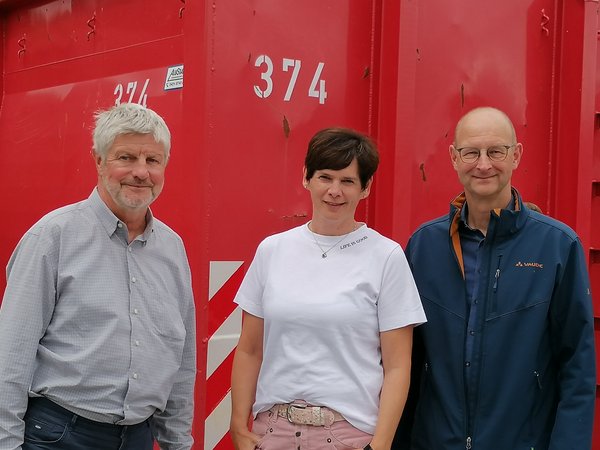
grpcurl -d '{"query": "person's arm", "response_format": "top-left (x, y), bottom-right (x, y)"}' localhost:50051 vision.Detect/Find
top-left (365, 326), bottom-right (414, 450)
top-left (392, 326), bottom-right (424, 450)
top-left (0, 230), bottom-right (57, 450)
top-left (150, 296), bottom-right (197, 450)
top-left (230, 312), bottom-right (264, 450)
top-left (547, 239), bottom-right (596, 450)
top-left (391, 239), bottom-right (422, 450)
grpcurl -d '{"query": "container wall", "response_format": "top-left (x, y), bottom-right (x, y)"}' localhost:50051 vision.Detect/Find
top-left (590, 0), bottom-right (600, 445)
top-left (0, 0), bottom-right (598, 449)
top-left (0, 0), bottom-right (192, 446)
top-left (189, 2), bottom-right (378, 447)
top-left (374, 0), bottom-right (558, 242)
top-left (0, 0), bottom-right (186, 276)
top-left (374, 0), bottom-right (599, 447)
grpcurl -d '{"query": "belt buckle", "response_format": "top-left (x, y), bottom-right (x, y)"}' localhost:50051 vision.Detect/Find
top-left (286, 403), bottom-right (306, 423)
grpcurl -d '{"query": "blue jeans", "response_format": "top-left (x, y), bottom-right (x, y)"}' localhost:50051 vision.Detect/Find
top-left (23, 397), bottom-right (154, 450)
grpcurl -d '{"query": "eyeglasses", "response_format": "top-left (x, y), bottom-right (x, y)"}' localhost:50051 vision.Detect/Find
top-left (455, 144), bottom-right (516, 163)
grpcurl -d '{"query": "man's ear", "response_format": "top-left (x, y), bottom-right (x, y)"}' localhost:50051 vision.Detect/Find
top-left (92, 151), bottom-right (102, 167)
top-left (512, 143), bottom-right (523, 169)
top-left (92, 151), bottom-right (105, 175)
top-left (449, 145), bottom-right (459, 170)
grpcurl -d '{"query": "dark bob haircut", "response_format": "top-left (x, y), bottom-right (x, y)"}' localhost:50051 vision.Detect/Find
top-left (304, 127), bottom-right (379, 189)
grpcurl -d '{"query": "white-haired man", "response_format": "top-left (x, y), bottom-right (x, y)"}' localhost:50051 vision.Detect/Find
top-left (0, 103), bottom-right (196, 450)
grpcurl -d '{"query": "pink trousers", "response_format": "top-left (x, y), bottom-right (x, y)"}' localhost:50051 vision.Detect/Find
top-left (252, 408), bottom-right (372, 450)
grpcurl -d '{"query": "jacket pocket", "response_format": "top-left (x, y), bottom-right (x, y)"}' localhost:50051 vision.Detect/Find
top-left (529, 370), bottom-right (543, 439)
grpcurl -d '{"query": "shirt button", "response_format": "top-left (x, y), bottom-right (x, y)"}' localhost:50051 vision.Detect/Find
top-left (465, 361), bottom-right (471, 367)
top-left (117, 223), bottom-right (123, 228)
top-left (135, 340), bottom-right (140, 346)
top-left (133, 308), bottom-right (139, 315)
top-left (132, 373), bottom-right (138, 379)
top-left (131, 277), bottom-right (136, 283)
top-left (469, 330), bottom-right (475, 336)
top-left (128, 247), bottom-right (132, 252)
top-left (126, 404), bottom-right (130, 410)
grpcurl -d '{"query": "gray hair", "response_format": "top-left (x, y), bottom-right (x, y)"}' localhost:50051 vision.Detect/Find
top-left (92, 103), bottom-right (171, 161)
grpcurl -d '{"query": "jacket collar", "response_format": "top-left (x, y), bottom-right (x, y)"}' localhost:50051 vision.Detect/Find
top-left (448, 187), bottom-right (529, 278)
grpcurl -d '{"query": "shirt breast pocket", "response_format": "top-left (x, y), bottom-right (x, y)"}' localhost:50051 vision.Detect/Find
top-left (146, 293), bottom-right (186, 369)
top-left (147, 294), bottom-right (186, 342)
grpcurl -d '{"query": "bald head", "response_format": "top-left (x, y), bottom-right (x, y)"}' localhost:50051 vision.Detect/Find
top-left (449, 106), bottom-right (523, 208)
top-left (454, 107), bottom-right (516, 147)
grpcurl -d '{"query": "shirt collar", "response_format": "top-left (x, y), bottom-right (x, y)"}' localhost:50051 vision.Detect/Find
top-left (88, 188), bottom-right (154, 241)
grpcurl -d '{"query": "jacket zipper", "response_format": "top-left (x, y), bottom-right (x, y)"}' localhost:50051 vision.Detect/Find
top-left (489, 254), bottom-right (502, 314)
top-left (466, 252), bottom-right (503, 447)
top-left (492, 254), bottom-right (502, 292)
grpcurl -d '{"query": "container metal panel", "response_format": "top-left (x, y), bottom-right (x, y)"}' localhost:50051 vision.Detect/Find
top-left (373, 0), bottom-right (557, 242)
top-left (0, 0), bottom-right (599, 449)
top-left (191, 2), bottom-right (377, 447)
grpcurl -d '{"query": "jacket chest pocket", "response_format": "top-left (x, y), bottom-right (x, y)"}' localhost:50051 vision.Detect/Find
top-left (487, 265), bottom-right (553, 317)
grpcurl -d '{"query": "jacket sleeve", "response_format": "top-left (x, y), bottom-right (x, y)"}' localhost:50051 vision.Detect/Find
top-left (547, 237), bottom-right (596, 450)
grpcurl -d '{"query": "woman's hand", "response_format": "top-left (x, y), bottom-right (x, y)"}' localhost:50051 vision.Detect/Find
top-left (230, 426), bottom-right (261, 450)
top-left (230, 312), bottom-right (265, 450)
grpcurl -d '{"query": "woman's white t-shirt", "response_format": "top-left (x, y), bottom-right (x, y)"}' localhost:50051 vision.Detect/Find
top-left (234, 223), bottom-right (426, 433)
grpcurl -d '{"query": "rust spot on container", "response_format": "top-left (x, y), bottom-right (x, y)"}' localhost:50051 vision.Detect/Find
top-left (540, 9), bottom-right (550, 36)
top-left (17, 35), bottom-right (26, 58)
top-left (419, 163), bottom-right (427, 182)
top-left (362, 66), bottom-right (370, 79)
top-left (87, 13), bottom-right (96, 41)
top-left (283, 115), bottom-right (291, 137)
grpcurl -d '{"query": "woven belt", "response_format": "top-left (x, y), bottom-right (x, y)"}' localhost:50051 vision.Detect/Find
top-left (272, 403), bottom-right (345, 427)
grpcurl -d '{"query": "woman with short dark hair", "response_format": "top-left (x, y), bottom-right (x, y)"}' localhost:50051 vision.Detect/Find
top-left (230, 127), bottom-right (426, 450)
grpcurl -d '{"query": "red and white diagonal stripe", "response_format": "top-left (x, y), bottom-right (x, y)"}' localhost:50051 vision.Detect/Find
top-left (205, 261), bottom-right (245, 450)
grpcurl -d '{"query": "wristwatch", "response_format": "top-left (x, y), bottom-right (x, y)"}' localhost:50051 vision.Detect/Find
top-left (364, 445), bottom-right (373, 450)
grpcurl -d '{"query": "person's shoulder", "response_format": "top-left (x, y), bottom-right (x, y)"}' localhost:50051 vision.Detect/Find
top-left (150, 217), bottom-right (188, 250)
top-left (525, 209), bottom-right (579, 242)
top-left (258, 224), bottom-right (303, 248)
top-left (27, 199), bottom-right (89, 236)
top-left (362, 226), bottom-right (400, 250)
top-left (411, 214), bottom-right (449, 237)
top-left (152, 216), bottom-right (182, 237)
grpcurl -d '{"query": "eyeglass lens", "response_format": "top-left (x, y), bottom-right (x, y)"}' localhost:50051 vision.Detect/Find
top-left (459, 146), bottom-right (510, 163)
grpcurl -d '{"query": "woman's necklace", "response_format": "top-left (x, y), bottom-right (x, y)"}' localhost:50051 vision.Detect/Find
top-left (308, 222), bottom-right (357, 258)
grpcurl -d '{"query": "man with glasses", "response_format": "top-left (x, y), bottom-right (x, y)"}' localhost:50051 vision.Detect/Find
top-left (394, 107), bottom-right (596, 449)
